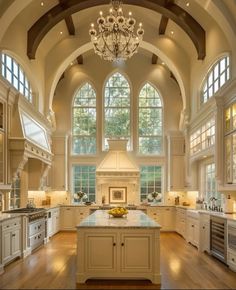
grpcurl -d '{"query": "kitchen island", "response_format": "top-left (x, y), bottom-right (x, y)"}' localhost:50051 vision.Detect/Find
top-left (76, 210), bottom-right (161, 284)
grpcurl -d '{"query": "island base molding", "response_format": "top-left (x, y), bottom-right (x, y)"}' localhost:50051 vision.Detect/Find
top-left (76, 273), bottom-right (161, 285)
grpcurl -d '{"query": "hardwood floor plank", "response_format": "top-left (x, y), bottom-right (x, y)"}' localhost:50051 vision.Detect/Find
top-left (0, 232), bottom-right (236, 289)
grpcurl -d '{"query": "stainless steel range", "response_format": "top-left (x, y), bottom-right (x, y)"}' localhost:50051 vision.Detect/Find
top-left (4, 207), bottom-right (47, 251)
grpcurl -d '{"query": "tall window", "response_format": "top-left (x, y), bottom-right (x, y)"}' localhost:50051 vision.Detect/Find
top-left (104, 72), bottom-right (130, 149)
top-left (139, 83), bottom-right (163, 154)
top-left (140, 165), bottom-right (162, 202)
top-left (72, 165), bottom-right (96, 202)
top-left (72, 83), bottom-right (96, 154)
top-left (201, 55), bottom-right (230, 104)
top-left (205, 163), bottom-right (221, 206)
top-left (1, 53), bottom-right (33, 102)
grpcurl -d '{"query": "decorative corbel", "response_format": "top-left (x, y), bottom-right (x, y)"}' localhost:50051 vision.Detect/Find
top-left (39, 164), bottom-right (51, 190)
top-left (12, 155), bottom-right (28, 182)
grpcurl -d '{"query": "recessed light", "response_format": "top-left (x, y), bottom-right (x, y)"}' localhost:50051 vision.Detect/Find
top-left (162, 62), bottom-right (165, 65)
top-left (60, 31), bottom-right (63, 35)
top-left (171, 31), bottom-right (174, 35)
top-left (186, 2), bottom-right (190, 7)
top-left (203, 155), bottom-right (207, 158)
top-left (40, 1), bottom-right (44, 6)
top-left (70, 62), bottom-right (73, 66)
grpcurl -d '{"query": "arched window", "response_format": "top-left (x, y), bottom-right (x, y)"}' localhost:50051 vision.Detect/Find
top-left (72, 83), bottom-right (96, 155)
top-left (201, 55), bottom-right (230, 104)
top-left (104, 72), bottom-right (130, 149)
top-left (1, 53), bottom-right (33, 102)
top-left (138, 83), bottom-right (163, 154)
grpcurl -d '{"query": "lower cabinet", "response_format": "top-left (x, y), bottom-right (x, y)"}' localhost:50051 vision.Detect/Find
top-left (147, 206), bottom-right (175, 231)
top-left (60, 206), bottom-right (76, 230)
top-left (77, 229), bottom-right (160, 284)
top-left (1, 217), bottom-right (21, 267)
top-left (199, 213), bottom-right (210, 253)
top-left (175, 208), bottom-right (187, 238)
top-left (186, 212), bottom-right (199, 248)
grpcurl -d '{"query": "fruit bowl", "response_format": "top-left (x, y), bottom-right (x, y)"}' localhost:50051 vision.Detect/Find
top-left (108, 207), bottom-right (128, 218)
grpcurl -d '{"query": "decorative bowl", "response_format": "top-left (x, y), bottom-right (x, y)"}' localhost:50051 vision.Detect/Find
top-left (108, 207), bottom-right (128, 218)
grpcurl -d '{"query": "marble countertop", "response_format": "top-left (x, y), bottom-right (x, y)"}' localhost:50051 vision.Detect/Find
top-left (77, 210), bottom-right (161, 229)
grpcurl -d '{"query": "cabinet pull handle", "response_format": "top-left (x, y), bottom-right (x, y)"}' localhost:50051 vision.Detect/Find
top-left (66, 208), bottom-right (71, 210)
top-left (153, 213), bottom-right (156, 215)
top-left (121, 243), bottom-right (124, 246)
top-left (113, 243), bottom-right (116, 246)
top-left (12, 234), bottom-right (16, 237)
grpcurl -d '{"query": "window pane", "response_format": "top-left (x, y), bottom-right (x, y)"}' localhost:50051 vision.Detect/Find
top-left (72, 83), bottom-right (96, 155)
top-left (140, 165), bottom-right (162, 202)
top-left (139, 83), bottom-right (163, 155)
top-left (104, 73), bottom-right (130, 150)
top-left (73, 165), bottom-right (96, 202)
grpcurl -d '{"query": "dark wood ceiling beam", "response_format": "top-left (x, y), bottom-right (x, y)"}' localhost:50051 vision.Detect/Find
top-left (152, 54), bottom-right (158, 64)
top-left (27, 0), bottom-right (205, 60)
top-left (65, 15), bottom-right (75, 35)
top-left (77, 55), bottom-right (83, 65)
top-left (159, 16), bottom-right (169, 35)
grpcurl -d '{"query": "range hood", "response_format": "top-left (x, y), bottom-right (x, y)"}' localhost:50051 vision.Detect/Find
top-left (96, 140), bottom-right (139, 179)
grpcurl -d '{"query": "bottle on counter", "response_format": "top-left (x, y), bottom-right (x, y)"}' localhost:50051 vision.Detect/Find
top-left (223, 194), bottom-right (234, 214)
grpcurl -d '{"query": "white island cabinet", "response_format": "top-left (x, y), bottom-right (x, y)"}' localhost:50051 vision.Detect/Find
top-left (76, 210), bottom-right (161, 285)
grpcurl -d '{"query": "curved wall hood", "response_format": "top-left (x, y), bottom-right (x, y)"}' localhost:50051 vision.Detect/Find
top-left (96, 140), bottom-right (140, 181)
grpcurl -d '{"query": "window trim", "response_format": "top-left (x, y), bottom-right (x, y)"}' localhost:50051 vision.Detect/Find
top-left (138, 82), bottom-right (164, 156)
top-left (71, 82), bottom-right (97, 156)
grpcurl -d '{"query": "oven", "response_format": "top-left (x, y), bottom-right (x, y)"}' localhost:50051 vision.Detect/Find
top-left (210, 216), bottom-right (227, 264)
top-left (28, 210), bottom-right (47, 251)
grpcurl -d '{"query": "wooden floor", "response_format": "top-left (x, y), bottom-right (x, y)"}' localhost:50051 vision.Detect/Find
top-left (0, 232), bottom-right (236, 289)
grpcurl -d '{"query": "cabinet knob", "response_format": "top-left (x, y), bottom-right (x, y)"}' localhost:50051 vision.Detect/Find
top-left (232, 258), bottom-right (235, 262)
top-left (192, 225), bottom-right (194, 227)
top-left (12, 234), bottom-right (16, 237)
top-left (121, 243), bottom-right (124, 246)
top-left (113, 243), bottom-right (116, 246)
top-left (203, 226), bottom-right (205, 229)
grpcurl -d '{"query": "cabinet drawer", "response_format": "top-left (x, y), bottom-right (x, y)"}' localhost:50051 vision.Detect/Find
top-left (2, 218), bottom-right (21, 230)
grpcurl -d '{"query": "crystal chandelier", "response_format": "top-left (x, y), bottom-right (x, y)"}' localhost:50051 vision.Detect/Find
top-left (89, 0), bottom-right (144, 62)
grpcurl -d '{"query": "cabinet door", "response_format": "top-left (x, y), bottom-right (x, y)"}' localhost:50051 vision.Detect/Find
top-left (162, 208), bottom-right (175, 231)
top-left (60, 207), bottom-right (75, 230)
top-left (2, 230), bottom-right (11, 263)
top-left (200, 223), bottom-right (210, 253)
top-left (11, 228), bottom-right (21, 256)
top-left (170, 155), bottom-right (185, 191)
top-left (47, 216), bottom-right (53, 237)
top-left (85, 234), bottom-right (117, 272)
top-left (121, 233), bottom-right (152, 272)
top-left (193, 220), bottom-right (199, 247)
top-left (225, 135), bottom-right (232, 183)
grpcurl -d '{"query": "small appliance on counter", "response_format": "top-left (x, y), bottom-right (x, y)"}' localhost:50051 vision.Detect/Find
top-left (223, 194), bottom-right (234, 214)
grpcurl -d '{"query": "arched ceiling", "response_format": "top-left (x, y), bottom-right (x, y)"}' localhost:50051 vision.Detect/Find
top-left (27, 0), bottom-right (206, 60)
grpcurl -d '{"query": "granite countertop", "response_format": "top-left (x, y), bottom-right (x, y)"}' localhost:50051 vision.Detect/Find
top-left (198, 209), bottom-right (236, 221)
top-left (77, 210), bottom-right (161, 229)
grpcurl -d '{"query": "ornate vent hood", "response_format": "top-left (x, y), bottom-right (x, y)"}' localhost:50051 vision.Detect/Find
top-left (96, 140), bottom-right (139, 180)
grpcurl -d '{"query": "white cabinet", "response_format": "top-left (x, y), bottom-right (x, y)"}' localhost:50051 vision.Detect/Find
top-left (175, 208), bottom-right (187, 238)
top-left (1, 217), bottom-right (21, 266)
top-left (147, 206), bottom-right (174, 231)
top-left (60, 206), bottom-right (76, 230)
top-left (199, 213), bottom-right (210, 253)
top-left (186, 211), bottom-right (199, 248)
top-left (50, 136), bottom-right (68, 190)
top-left (147, 206), bottom-right (175, 231)
top-left (60, 206), bottom-right (90, 231)
top-left (77, 228), bottom-right (160, 284)
top-left (167, 135), bottom-right (185, 191)
top-left (47, 207), bottom-right (60, 237)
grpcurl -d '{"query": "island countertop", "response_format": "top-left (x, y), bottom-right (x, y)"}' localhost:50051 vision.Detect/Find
top-left (77, 209), bottom-right (161, 229)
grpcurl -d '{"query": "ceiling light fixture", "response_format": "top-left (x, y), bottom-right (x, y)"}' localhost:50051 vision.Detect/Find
top-left (89, 0), bottom-right (144, 62)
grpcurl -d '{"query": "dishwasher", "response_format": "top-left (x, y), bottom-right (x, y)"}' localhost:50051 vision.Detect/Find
top-left (210, 216), bottom-right (227, 264)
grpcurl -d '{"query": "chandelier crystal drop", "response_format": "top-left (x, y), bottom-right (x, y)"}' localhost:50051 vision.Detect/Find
top-left (89, 0), bottom-right (144, 62)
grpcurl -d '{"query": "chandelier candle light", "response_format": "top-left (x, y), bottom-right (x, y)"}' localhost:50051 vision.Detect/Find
top-left (89, 0), bottom-right (144, 61)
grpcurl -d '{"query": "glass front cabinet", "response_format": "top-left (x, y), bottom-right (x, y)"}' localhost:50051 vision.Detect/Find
top-left (224, 102), bottom-right (236, 184)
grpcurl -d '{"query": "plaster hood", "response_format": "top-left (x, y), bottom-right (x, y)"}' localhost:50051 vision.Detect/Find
top-left (96, 140), bottom-right (139, 181)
